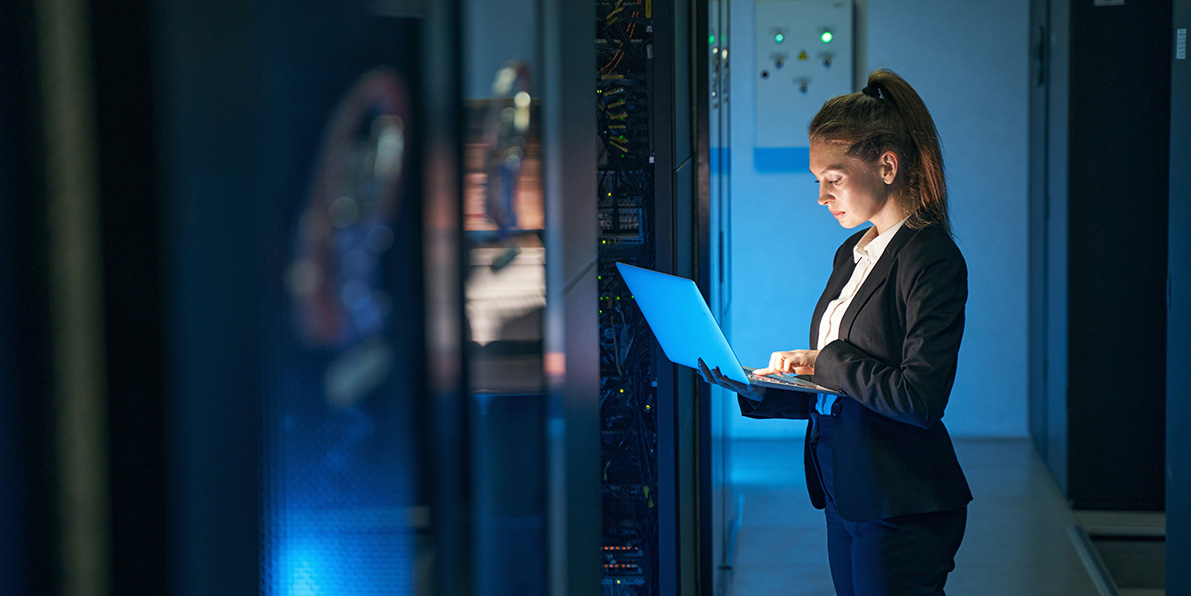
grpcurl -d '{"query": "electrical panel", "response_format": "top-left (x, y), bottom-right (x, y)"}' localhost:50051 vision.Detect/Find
top-left (597, 1), bottom-right (659, 594)
top-left (754, 0), bottom-right (853, 150)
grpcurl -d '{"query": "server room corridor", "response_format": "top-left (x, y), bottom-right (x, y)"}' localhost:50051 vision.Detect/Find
top-left (3, 0), bottom-right (1188, 594)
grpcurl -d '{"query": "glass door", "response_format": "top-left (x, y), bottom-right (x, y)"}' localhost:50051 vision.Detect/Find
top-left (461, 1), bottom-right (549, 593)
top-left (706, 0), bottom-right (738, 593)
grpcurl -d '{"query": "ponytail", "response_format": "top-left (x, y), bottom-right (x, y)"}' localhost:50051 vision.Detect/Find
top-left (809, 69), bottom-right (950, 234)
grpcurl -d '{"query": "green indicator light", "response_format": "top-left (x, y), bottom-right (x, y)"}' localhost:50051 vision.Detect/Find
top-left (709, 34), bottom-right (716, 44)
top-left (774, 32), bottom-right (785, 43)
top-left (821, 31), bottom-right (833, 43)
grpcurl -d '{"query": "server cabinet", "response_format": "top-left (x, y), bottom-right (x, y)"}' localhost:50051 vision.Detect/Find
top-left (596, 0), bottom-right (703, 594)
top-left (1029, 0), bottom-right (1170, 510)
top-left (85, 1), bottom-right (452, 593)
top-left (1166, 1), bottom-right (1190, 592)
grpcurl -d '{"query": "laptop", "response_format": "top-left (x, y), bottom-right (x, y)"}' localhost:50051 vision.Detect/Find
top-left (616, 262), bottom-right (845, 396)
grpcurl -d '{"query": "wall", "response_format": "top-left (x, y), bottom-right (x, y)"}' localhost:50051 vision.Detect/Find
top-left (725, 0), bottom-right (1030, 437)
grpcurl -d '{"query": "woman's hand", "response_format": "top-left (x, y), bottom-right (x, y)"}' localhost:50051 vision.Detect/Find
top-left (697, 358), bottom-right (765, 401)
top-left (753, 349), bottom-right (818, 376)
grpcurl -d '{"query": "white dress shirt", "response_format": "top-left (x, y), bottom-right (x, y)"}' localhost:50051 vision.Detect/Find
top-left (815, 218), bottom-right (907, 415)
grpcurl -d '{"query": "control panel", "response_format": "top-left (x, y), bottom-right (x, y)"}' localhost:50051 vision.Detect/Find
top-left (754, 0), bottom-right (853, 150)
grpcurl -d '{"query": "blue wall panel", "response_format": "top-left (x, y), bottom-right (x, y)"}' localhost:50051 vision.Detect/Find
top-left (868, 0), bottom-right (1031, 438)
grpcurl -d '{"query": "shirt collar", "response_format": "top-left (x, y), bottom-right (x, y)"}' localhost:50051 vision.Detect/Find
top-left (853, 217), bottom-right (908, 264)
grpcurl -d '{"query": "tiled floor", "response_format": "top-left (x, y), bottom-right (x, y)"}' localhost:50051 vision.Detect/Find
top-left (727, 436), bottom-right (1105, 595)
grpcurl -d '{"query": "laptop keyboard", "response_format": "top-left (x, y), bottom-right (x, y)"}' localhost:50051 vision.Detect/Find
top-left (748, 371), bottom-right (804, 387)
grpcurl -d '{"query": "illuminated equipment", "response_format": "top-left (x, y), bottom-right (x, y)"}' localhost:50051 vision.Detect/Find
top-left (598, 0), bottom-right (659, 593)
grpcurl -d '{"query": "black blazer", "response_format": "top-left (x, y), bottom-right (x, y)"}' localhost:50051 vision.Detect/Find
top-left (738, 223), bottom-right (973, 522)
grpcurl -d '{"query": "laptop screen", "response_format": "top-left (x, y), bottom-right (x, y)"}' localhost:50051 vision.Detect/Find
top-left (616, 262), bottom-right (751, 385)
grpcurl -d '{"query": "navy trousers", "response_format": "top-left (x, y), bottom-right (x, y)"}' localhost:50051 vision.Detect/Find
top-left (810, 413), bottom-right (967, 596)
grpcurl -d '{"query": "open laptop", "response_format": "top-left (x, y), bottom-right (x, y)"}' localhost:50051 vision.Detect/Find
top-left (616, 262), bottom-right (845, 396)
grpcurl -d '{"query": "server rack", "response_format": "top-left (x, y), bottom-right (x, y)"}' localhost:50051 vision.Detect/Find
top-left (1029, 0), bottom-right (1170, 511)
top-left (595, 1), bottom-right (661, 591)
top-left (596, 0), bottom-right (703, 594)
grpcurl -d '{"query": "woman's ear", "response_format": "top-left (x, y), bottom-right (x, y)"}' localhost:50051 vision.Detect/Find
top-left (879, 151), bottom-right (899, 185)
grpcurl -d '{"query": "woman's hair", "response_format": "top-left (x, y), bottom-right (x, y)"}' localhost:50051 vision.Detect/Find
top-left (808, 69), bottom-right (949, 233)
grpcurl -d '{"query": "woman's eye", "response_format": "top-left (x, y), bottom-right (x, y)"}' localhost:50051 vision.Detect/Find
top-left (828, 178), bottom-right (841, 185)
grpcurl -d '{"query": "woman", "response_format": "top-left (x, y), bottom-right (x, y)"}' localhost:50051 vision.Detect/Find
top-left (700, 69), bottom-right (971, 595)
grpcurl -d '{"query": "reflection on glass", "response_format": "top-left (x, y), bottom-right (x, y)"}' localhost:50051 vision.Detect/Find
top-left (464, 60), bottom-right (545, 393)
top-left (463, 56), bottom-right (548, 596)
top-left (268, 60), bottom-right (419, 595)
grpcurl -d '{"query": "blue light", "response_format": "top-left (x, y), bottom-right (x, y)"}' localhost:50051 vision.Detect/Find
top-left (265, 372), bottom-right (419, 595)
top-left (267, 520), bottom-right (416, 595)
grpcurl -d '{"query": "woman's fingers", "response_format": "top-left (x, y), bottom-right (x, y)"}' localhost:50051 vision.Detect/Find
top-left (714, 368), bottom-right (750, 392)
top-left (698, 358), bottom-right (739, 388)
top-left (767, 351), bottom-right (800, 373)
top-left (695, 357), bottom-right (765, 400)
top-left (760, 349), bottom-right (821, 375)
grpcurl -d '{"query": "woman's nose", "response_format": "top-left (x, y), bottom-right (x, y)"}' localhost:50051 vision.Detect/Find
top-left (817, 186), bottom-right (830, 205)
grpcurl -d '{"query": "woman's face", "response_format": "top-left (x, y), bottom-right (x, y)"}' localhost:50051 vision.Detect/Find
top-left (808, 139), bottom-right (902, 233)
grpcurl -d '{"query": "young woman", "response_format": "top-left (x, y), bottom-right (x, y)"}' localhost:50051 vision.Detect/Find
top-left (701, 69), bottom-right (971, 595)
